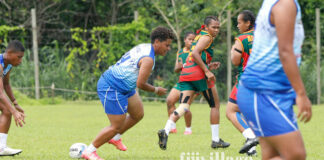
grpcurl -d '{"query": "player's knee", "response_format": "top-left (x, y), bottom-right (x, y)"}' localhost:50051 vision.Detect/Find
top-left (225, 107), bottom-right (233, 120)
top-left (166, 98), bottom-right (175, 110)
top-left (225, 111), bottom-right (231, 120)
top-left (110, 125), bottom-right (123, 134)
top-left (174, 103), bottom-right (189, 117)
top-left (132, 112), bottom-right (144, 121)
top-left (185, 110), bottom-right (192, 116)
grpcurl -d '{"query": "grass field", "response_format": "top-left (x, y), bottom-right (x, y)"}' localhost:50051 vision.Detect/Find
top-left (3, 101), bottom-right (324, 160)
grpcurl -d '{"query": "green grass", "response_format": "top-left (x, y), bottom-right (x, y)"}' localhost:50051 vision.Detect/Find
top-left (3, 101), bottom-right (324, 160)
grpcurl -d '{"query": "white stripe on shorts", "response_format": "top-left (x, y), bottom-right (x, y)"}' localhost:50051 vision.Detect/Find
top-left (103, 87), bottom-right (111, 108)
top-left (266, 95), bottom-right (298, 131)
top-left (254, 92), bottom-right (264, 136)
top-left (116, 90), bottom-right (126, 114)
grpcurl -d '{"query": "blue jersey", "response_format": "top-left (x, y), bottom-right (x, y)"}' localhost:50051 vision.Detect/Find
top-left (0, 54), bottom-right (12, 77)
top-left (102, 43), bottom-right (155, 93)
top-left (240, 0), bottom-right (304, 92)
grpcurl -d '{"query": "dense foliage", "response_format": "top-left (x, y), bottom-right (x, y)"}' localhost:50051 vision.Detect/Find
top-left (0, 0), bottom-right (323, 102)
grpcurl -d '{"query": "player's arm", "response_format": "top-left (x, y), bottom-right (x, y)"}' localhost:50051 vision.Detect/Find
top-left (0, 68), bottom-right (25, 127)
top-left (231, 39), bottom-right (243, 66)
top-left (3, 71), bottom-right (24, 114)
top-left (174, 52), bottom-right (182, 73)
top-left (192, 35), bottom-right (216, 82)
top-left (273, 0), bottom-right (311, 122)
top-left (137, 57), bottom-right (167, 96)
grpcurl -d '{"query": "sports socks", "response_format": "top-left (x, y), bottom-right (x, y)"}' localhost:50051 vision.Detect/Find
top-left (185, 127), bottom-right (192, 132)
top-left (171, 122), bottom-right (176, 130)
top-left (242, 128), bottom-right (256, 139)
top-left (211, 124), bottom-right (220, 142)
top-left (86, 144), bottom-right (97, 153)
top-left (164, 119), bottom-right (175, 135)
top-left (0, 133), bottom-right (7, 149)
top-left (112, 133), bottom-right (121, 141)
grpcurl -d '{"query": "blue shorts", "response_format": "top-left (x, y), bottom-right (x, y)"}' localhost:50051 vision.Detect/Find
top-left (97, 76), bottom-right (136, 115)
top-left (237, 83), bottom-right (298, 137)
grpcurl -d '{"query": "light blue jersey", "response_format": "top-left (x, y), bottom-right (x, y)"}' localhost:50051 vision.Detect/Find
top-left (102, 43), bottom-right (155, 93)
top-left (237, 0), bottom-right (304, 137)
top-left (240, 0), bottom-right (304, 92)
top-left (0, 54), bottom-right (12, 77)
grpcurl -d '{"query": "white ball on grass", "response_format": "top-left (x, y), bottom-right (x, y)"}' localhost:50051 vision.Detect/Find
top-left (69, 143), bottom-right (87, 158)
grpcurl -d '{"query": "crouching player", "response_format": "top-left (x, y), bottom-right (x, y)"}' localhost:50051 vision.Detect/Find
top-left (81, 27), bottom-right (175, 160)
top-left (0, 40), bottom-right (26, 156)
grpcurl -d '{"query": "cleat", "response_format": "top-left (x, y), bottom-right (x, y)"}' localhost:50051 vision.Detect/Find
top-left (108, 139), bottom-right (127, 151)
top-left (81, 151), bottom-right (104, 160)
top-left (239, 138), bottom-right (259, 154)
top-left (0, 147), bottom-right (22, 156)
top-left (183, 130), bottom-right (192, 135)
top-left (158, 129), bottom-right (168, 150)
top-left (170, 128), bottom-right (177, 134)
top-left (211, 139), bottom-right (230, 149)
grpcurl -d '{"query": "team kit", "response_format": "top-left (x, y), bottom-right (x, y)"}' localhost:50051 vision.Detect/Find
top-left (0, 0), bottom-right (312, 160)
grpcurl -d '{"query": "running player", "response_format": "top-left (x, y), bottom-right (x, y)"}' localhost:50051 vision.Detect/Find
top-left (0, 40), bottom-right (25, 156)
top-left (237, 0), bottom-right (311, 160)
top-left (166, 31), bottom-right (195, 135)
top-left (158, 16), bottom-right (230, 150)
top-left (81, 27), bottom-right (174, 160)
top-left (225, 10), bottom-right (258, 156)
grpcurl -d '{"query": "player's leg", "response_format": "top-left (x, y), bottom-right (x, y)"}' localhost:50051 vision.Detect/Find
top-left (226, 85), bottom-right (246, 132)
top-left (166, 88), bottom-right (180, 116)
top-left (226, 101), bottom-right (258, 155)
top-left (258, 137), bottom-right (282, 160)
top-left (264, 131), bottom-right (306, 160)
top-left (166, 88), bottom-right (180, 133)
top-left (203, 85), bottom-right (230, 148)
top-left (158, 87), bottom-right (195, 150)
top-left (237, 84), bottom-right (305, 159)
top-left (167, 85), bottom-right (193, 134)
top-left (183, 93), bottom-right (195, 135)
top-left (82, 78), bottom-right (128, 159)
top-left (165, 90), bottom-right (195, 135)
top-left (0, 105), bottom-right (22, 156)
top-left (108, 91), bottom-right (142, 151)
top-left (226, 103), bottom-right (245, 132)
top-left (115, 92), bottom-right (144, 135)
top-left (92, 114), bottom-right (126, 149)
top-left (0, 107), bottom-right (11, 134)
top-left (82, 114), bottom-right (126, 160)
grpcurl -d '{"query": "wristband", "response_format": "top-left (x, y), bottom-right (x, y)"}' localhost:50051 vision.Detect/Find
top-left (154, 87), bottom-right (159, 94)
top-left (12, 99), bottom-right (18, 105)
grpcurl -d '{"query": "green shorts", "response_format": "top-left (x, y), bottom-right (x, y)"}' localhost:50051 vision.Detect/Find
top-left (178, 79), bottom-right (208, 92)
top-left (173, 82), bottom-right (182, 90)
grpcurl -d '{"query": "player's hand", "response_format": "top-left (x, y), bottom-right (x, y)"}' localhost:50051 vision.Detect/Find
top-left (14, 104), bottom-right (24, 114)
top-left (176, 62), bottom-right (183, 69)
top-left (296, 94), bottom-right (312, 123)
top-left (205, 70), bottom-right (216, 82)
top-left (208, 62), bottom-right (221, 70)
top-left (12, 110), bottom-right (25, 127)
top-left (156, 87), bottom-right (167, 96)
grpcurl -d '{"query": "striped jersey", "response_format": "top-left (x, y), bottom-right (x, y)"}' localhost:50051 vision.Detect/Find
top-left (179, 30), bottom-right (214, 82)
top-left (240, 0), bottom-right (304, 91)
top-left (0, 54), bottom-right (12, 77)
top-left (102, 43), bottom-right (155, 93)
top-left (235, 30), bottom-right (254, 83)
top-left (177, 48), bottom-right (190, 64)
